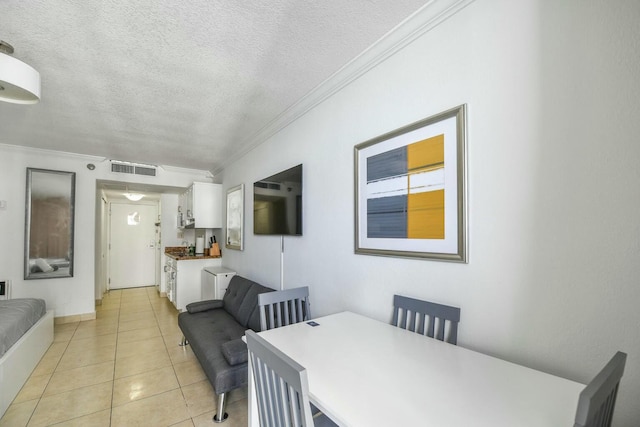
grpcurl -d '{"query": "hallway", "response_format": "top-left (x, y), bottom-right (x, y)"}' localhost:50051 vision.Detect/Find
top-left (0, 287), bottom-right (248, 426)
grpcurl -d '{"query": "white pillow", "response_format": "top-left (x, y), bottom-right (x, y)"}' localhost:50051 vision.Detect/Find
top-left (35, 258), bottom-right (54, 273)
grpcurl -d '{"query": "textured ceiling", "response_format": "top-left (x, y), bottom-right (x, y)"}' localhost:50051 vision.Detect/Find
top-left (1, 0), bottom-right (427, 173)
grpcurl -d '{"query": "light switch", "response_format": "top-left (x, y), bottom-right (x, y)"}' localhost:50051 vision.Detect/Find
top-left (0, 200), bottom-right (6, 210)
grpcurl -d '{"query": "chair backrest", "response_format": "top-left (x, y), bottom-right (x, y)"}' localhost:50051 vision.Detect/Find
top-left (391, 294), bottom-right (461, 345)
top-left (574, 351), bottom-right (627, 427)
top-left (246, 330), bottom-right (315, 427)
top-left (258, 286), bottom-right (311, 331)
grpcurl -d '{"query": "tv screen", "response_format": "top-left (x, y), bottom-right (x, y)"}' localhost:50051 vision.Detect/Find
top-left (254, 164), bottom-right (302, 236)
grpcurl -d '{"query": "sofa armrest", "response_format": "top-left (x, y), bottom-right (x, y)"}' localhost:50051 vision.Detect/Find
top-left (221, 338), bottom-right (248, 366)
top-left (186, 299), bottom-right (224, 313)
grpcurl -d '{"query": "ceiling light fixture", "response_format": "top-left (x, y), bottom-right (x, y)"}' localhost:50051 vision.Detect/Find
top-left (124, 193), bottom-right (144, 202)
top-left (0, 40), bottom-right (41, 104)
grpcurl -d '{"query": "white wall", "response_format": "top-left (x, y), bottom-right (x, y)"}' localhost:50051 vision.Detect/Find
top-left (219, 0), bottom-right (640, 424)
top-left (95, 189), bottom-right (108, 300)
top-left (0, 144), bottom-right (211, 318)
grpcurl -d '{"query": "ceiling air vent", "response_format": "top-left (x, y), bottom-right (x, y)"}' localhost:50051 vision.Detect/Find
top-left (110, 160), bottom-right (157, 177)
top-left (111, 162), bottom-right (135, 174)
top-left (134, 166), bottom-right (156, 176)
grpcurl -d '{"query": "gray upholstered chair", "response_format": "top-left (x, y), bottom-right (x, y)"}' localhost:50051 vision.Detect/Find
top-left (258, 286), bottom-right (311, 331)
top-left (246, 330), bottom-right (336, 427)
top-left (574, 351), bottom-right (627, 427)
top-left (392, 294), bottom-right (461, 345)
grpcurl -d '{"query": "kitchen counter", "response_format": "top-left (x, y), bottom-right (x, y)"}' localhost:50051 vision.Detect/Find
top-left (164, 247), bottom-right (223, 311)
top-left (165, 246), bottom-right (221, 261)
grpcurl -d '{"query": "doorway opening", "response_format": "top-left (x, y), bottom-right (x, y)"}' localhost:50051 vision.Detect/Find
top-left (95, 181), bottom-right (186, 304)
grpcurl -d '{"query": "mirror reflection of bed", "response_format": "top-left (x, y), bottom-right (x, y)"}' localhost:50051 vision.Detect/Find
top-left (27, 258), bottom-right (71, 277)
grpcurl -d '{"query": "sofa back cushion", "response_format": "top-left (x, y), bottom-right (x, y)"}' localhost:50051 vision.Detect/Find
top-left (238, 283), bottom-right (275, 330)
top-left (223, 276), bottom-right (275, 327)
top-left (246, 304), bottom-right (266, 332)
top-left (222, 276), bottom-right (253, 322)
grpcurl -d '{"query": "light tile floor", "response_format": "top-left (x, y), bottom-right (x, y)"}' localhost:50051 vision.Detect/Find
top-left (0, 287), bottom-right (249, 427)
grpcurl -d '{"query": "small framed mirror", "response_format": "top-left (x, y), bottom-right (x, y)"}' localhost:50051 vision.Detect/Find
top-left (24, 168), bottom-right (76, 279)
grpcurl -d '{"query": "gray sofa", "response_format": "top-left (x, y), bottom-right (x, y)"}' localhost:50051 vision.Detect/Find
top-left (177, 275), bottom-right (274, 423)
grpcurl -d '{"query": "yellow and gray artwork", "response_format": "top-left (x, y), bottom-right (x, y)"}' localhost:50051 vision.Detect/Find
top-left (366, 134), bottom-right (444, 240)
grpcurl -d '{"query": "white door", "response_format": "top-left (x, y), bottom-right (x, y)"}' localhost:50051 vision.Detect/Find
top-left (109, 202), bottom-right (158, 289)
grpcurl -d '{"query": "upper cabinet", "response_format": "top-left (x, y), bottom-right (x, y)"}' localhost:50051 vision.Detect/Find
top-left (180, 182), bottom-right (222, 229)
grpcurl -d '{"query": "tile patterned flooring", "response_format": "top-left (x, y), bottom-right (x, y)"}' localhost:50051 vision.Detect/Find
top-left (0, 287), bottom-right (249, 427)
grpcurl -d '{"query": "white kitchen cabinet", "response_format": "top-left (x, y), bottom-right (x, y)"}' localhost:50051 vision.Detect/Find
top-left (170, 258), bottom-right (222, 311)
top-left (201, 267), bottom-right (236, 300)
top-left (180, 182), bottom-right (222, 229)
top-left (185, 186), bottom-right (193, 221)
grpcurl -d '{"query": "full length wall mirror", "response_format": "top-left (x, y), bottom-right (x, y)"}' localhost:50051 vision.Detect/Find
top-left (24, 168), bottom-right (76, 279)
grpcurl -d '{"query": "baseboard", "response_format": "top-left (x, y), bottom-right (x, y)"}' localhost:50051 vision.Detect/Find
top-left (54, 312), bottom-right (96, 324)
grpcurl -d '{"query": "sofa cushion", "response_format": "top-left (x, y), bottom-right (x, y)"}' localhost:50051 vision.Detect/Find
top-left (246, 304), bottom-right (265, 332)
top-left (221, 338), bottom-right (248, 366)
top-left (178, 308), bottom-right (248, 394)
top-left (222, 276), bottom-right (254, 323)
top-left (235, 282), bottom-right (275, 328)
top-left (186, 299), bottom-right (224, 313)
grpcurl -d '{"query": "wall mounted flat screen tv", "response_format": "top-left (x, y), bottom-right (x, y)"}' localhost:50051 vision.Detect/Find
top-left (254, 164), bottom-right (302, 236)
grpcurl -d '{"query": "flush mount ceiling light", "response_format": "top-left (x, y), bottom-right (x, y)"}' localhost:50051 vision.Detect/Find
top-left (0, 40), bottom-right (41, 104)
top-left (124, 192), bottom-right (144, 201)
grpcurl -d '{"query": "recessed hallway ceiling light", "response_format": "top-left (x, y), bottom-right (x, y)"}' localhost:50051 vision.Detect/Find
top-left (124, 193), bottom-right (144, 201)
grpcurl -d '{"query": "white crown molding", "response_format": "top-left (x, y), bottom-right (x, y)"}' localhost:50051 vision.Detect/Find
top-left (0, 142), bottom-right (106, 162)
top-left (213, 0), bottom-right (476, 174)
top-left (0, 143), bottom-right (213, 178)
top-left (105, 158), bottom-right (213, 178)
top-left (159, 164), bottom-right (214, 179)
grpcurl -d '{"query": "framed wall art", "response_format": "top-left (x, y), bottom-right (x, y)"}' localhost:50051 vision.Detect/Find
top-left (226, 184), bottom-right (244, 250)
top-left (354, 105), bottom-right (467, 262)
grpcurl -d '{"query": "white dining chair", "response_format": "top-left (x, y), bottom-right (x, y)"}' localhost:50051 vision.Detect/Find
top-left (246, 330), bottom-right (336, 427)
top-left (392, 294), bottom-right (461, 344)
top-left (574, 351), bottom-right (627, 427)
top-left (258, 286), bottom-right (311, 331)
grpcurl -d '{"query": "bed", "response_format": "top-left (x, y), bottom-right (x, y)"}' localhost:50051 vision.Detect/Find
top-left (0, 299), bottom-right (53, 418)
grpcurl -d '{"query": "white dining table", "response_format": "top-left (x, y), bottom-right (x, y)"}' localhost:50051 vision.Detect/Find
top-left (247, 311), bottom-right (584, 426)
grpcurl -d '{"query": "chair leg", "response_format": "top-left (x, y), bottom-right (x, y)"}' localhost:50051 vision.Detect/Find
top-left (213, 392), bottom-right (228, 423)
top-left (178, 336), bottom-right (189, 346)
